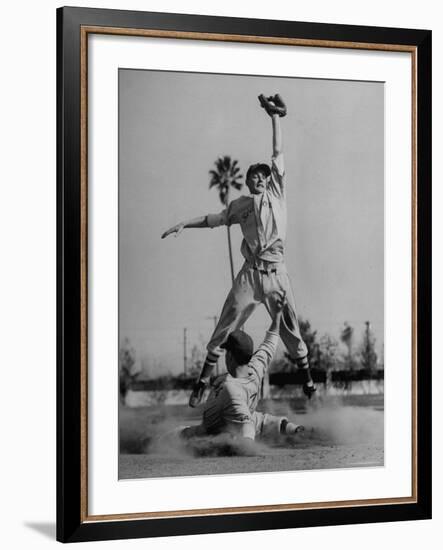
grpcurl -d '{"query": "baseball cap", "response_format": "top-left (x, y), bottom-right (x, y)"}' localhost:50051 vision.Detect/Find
top-left (246, 163), bottom-right (271, 181)
top-left (220, 330), bottom-right (254, 364)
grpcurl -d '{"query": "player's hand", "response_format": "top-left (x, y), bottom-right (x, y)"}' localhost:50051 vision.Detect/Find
top-left (269, 291), bottom-right (287, 332)
top-left (277, 290), bottom-right (287, 312)
top-left (161, 223), bottom-right (185, 239)
top-left (275, 291), bottom-right (287, 314)
top-left (258, 94), bottom-right (287, 117)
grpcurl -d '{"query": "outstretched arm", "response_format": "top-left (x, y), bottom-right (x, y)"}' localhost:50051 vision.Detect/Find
top-left (162, 204), bottom-right (235, 239)
top-left (161, 215), bottom-right (208, 239)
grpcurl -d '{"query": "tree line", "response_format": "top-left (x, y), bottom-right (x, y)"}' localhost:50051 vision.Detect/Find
top-left (268, 319), bottom-right (381, 375)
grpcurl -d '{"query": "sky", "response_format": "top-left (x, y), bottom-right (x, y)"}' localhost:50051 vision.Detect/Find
top-left (119, 69), bottom-right (384, 376)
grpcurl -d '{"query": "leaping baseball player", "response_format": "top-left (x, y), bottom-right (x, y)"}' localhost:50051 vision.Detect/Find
top-left (162, 94), bottom-right (316, 407)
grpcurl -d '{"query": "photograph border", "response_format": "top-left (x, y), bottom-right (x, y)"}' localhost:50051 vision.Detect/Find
top-left (57, 6), bottom-right (431, 543)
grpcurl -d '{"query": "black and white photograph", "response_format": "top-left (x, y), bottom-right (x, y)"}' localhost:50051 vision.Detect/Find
top-left (118, 69), bottom-right (385, 480)
top-left (0, 0), bottom-right (436, 546)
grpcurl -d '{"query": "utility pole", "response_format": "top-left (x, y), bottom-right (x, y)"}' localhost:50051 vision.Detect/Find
top-left (226, 188), bottom-right (235, 285)
top-left (206, 316), bottom-right (219, 376)
top-left (183, 327), bottom-right (188, 377)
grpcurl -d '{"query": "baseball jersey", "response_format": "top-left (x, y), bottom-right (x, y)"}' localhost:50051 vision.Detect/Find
top-left (202, 330), bottom-right (279, 439)
top-left (207, 154), bottom-right (287, 264)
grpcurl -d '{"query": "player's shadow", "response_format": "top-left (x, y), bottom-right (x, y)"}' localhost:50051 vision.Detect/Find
top-left (24, 522), bottom-right (56, 540)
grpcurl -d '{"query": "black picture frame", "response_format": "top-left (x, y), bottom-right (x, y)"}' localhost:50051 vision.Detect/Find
top-left (57, 6), bottom-right (432, 543)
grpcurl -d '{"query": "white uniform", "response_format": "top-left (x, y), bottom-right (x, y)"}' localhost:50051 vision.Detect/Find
top-left (196, 331), bottom-right (287, 440)
top-left (205, 153), bottom-right (308, 365)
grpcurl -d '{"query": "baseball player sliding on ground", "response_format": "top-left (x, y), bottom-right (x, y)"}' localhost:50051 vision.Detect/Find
top-left (180, 291), bottom-right (305, 441)
top-left (162, 93), bottom-right (316, 407)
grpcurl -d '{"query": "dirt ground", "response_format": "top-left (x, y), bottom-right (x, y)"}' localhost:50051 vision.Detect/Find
top-left (119, 395), bottom-right (384, 480)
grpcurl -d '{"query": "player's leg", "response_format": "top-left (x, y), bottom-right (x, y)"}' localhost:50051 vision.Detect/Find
top-left (264, 269), bottom-right (317, 398)
top-left (189, 267), bottom-right (259, 407)
top-left (180, 424), bottom-right (207, 439)
top-left (200, 300), bottom-right (257, 381)
top-left (202, 269), bottom-right (259, 379)
top-left (279, 418), bottom-right (305, 435)
top-left (252, 412), bottom-right (304, 439)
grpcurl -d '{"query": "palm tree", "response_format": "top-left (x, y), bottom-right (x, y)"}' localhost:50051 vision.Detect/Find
top-left (209, 156), bottom-right (243, 283)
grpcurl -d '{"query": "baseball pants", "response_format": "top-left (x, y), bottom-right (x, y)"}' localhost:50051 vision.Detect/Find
top-left (181, 412), bottom-right (287, 441)
top-left (205, 262), bottom-right (308, 365)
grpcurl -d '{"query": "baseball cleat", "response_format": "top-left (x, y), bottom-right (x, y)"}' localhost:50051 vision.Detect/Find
top-left (284, 422), bottom-right (305, 435)
top-left (188, 380), bottom-right (208, 408)
top-left (179, 426), bottom-right (193, 439)
top-left (302, 382), bottom-right (317, 399)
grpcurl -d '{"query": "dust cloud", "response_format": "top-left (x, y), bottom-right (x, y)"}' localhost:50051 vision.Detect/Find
top-left (120, 397), bottom-right (383, 460)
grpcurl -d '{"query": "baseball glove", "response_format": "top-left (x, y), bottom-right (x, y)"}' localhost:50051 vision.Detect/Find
top-left (258, 93), bottom-right (287, 117)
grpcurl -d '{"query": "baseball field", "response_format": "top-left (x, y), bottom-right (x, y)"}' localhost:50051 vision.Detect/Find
top-left (119, 394), bottom-right (384, 479)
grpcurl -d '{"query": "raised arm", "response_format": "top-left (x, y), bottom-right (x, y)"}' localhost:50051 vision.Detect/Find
top-left (258, 93), bottom-right (286, 156)
top-left (272, 113), bottom-right (283, 157)
top-left (249, 292), bottom-right (286, 381)
top-left (258, 94), bottom-right (286, 194)
top-left (268, 291), bottom-right (285, 333)
top-left (268, 292), bottom-right (286, 333)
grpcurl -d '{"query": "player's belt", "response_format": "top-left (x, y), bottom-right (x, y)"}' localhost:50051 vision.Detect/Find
top-left (252, 266), bottom-right (277, 275)
top-left (244, 260), bottom-right (285, 274)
